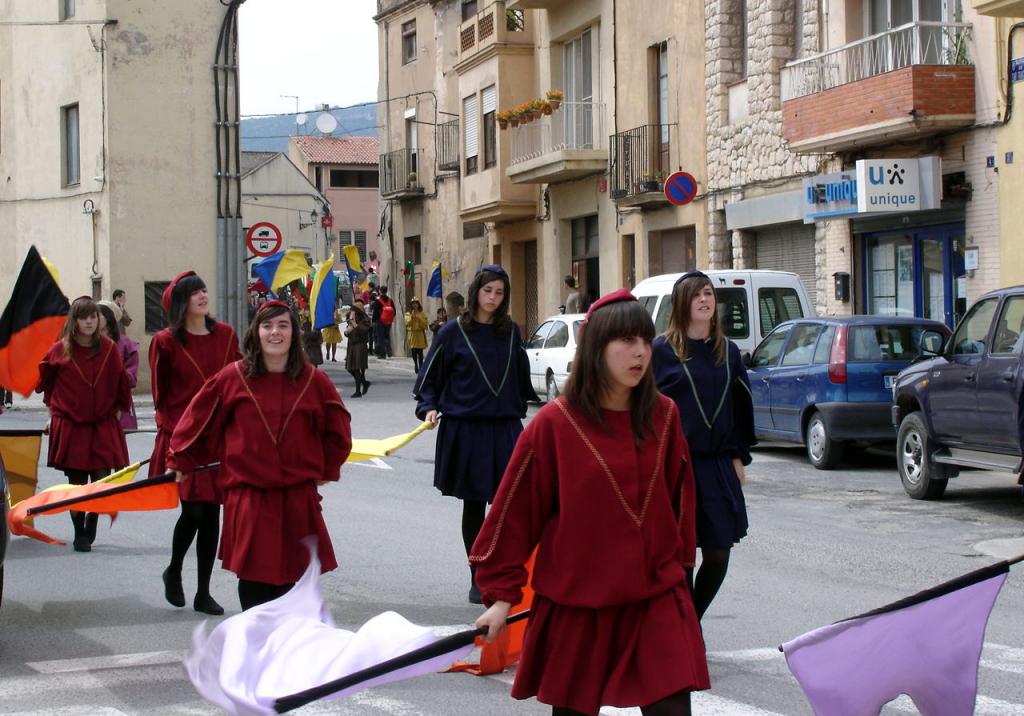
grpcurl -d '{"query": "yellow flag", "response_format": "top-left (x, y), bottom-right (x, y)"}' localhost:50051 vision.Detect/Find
top-left (341, 245), bottom-right (363, 274)
top-left (347, 421), bottom-right (432, 463)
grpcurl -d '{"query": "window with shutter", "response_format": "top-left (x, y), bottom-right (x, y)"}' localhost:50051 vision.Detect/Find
top-left (463, 94), bottom-right (479, 175)
top-left (481, 86), bottom-right (497, 169)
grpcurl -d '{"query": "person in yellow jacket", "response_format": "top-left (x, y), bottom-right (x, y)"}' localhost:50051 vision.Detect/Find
top-left (405, 298), bottom-right (429, 373)
top-left (321, 306), bottom-right (344, 361)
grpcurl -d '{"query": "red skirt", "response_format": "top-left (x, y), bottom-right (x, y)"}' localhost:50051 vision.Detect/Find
top-left (219, 481), bottom-right (336, 585)
top-left (47, 415), bottom-right (128, 472)
top-left (150, 429), bottom-right (223, 504)
top-left (513, 586), bottom-right (709, 714)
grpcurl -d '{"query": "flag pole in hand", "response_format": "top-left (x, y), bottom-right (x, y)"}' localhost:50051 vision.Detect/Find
top-left (273, 610), bottom-right (531, 713)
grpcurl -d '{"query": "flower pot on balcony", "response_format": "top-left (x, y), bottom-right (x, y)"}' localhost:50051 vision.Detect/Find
top-left (532, 110), bottom-right (542, 121)
top-left (549, 100), bottom-right (561, 111)
top-left (509, 117), bottom-right (520, 128)
top-left (498, 119), bottom-right (509, 130)
top-left (644, 181), bottom-right (661, 193)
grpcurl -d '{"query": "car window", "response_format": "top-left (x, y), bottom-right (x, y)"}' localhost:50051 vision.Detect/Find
top-left (717, 288), bottom-right (749, 339)
top-left (655, 298), bottom-right (672, 334)
top-left (572, 321), bottom-right (583, 342)
top-left (991, 296), bottom-right (1024, 354)
top-left (849, 324), bottom-right (947, 362)
top-left (758, 287), bottom-right (805, 337)
top-left (639, 296), bottom-right (658, 319)
top-left (751, 325), bottom-right (792, 368)
top-left (812, 325), bottom-right (836, 364)
top-left (526, 321), bottom-right (552, 349)
top-left (951, 298), bottom-right (998, 356)
top-left (781, 323), bottom-right (822, 366)
top-left (545, 321), bottom-right (569, 349)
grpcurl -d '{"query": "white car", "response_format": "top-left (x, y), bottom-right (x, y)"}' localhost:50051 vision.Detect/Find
top-left (525, 313), bottom-right (585, 402)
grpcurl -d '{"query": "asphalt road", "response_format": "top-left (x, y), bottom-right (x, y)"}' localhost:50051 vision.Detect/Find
top-left (2, 357), bottom-right (1023, 715)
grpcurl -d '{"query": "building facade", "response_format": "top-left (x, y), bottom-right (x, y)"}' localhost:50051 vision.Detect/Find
top-left (0, 0), bottom-right (233, 388)
top-left (287, 136), bottom-right (381, 272)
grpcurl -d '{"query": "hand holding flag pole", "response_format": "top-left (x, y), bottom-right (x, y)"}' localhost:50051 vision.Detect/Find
top-left (272, 610), bottom-right (531, 713)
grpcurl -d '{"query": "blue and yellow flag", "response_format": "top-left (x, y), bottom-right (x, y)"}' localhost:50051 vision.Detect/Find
top-left (341, 245), bottom-right (363, 274)
top-left (309, 256), bottom-right (338, 331)
top-left (427, 261), bottom-right (444, 298)
top-left (254, 250), bottom-right (312, 294)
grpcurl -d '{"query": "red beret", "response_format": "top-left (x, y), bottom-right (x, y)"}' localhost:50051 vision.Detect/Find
top-left (582, 288), bottom-right (637, 327)
top-left (162, 270), bottom-right (197, 314)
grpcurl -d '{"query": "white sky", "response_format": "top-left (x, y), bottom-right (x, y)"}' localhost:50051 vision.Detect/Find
top-left (238, 0), bottom-right (379, 117)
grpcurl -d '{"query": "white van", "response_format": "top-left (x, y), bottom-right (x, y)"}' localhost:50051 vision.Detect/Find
top-left (632, 270), bottom-right (815, 356)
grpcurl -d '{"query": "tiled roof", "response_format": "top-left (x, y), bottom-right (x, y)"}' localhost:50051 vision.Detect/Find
top-left (290, 136), bottom-right (379, 166)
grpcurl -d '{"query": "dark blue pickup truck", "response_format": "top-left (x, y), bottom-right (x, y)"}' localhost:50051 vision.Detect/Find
top-left (892, 286), bottom-right (1024, 499)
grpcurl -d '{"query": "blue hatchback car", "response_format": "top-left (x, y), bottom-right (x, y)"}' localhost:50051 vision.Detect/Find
top-left (746, 316), bottom-right (949, 469)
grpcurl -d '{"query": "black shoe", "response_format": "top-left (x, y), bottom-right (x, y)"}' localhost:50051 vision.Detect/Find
top-left (468, 582), bottom-right (483, 605)
top-left (72, 535), bottom-right (91, 553)
top-left (194, 593), bottom-right (225, 616)
top-left (162, 567), bottom-right (186, 608)
top-left (362, 380), bottom-right (371, 395)
top-left (350, 390), bottom-right (362, 398)
top-left (84, 513), bottom-right (98, 545)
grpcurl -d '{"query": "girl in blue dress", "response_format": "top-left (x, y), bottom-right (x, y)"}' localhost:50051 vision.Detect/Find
top-left (651, 271), bottom-right (755, 620)
top-left (414, 265), bottom-right (537, 603)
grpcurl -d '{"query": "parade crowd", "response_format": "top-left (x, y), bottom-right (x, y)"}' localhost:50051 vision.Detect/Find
top-left (33, 263), bottom-right (754, 716)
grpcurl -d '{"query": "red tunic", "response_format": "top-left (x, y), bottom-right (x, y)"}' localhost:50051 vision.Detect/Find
top-left (37, 339), bottom-right (131, 472)
top-left (470, 395), bottom-right (709, 713)
top-left (148, 324), bottom-right (241, 502)
top-left (167, 362), bottom-right (352, 585)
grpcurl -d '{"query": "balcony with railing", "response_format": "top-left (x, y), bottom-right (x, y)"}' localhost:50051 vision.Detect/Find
top-left (457, 1), bottom-right (531, 66)
top-left (609, 125), bottom-right (674, 207)
top-left (436, 119), bottom-right (460, 172)
top-left (380, 148), bottom-right (423, 200)
top-left (506, 101), bottom-right (607, 184)
top-left (505, 0), bottom-right (558, 8)
top-left (781, 22), bottom-right (975, 153)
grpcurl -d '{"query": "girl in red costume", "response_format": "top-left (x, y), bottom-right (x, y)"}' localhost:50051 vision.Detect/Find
top-left (167, 301), bottom-right (352, 611)
top-left (37, 297), bottom-right (131, 553)
top-left (150, 272), bottom-right (241, 615)
top-left (472, 289), bottom-right (708, 716)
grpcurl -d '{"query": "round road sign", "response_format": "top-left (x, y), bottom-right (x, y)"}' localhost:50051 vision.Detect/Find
top-left (246, 222), bottom-right (283, 257)
top-left (665, 172), bottom-right (699, 206)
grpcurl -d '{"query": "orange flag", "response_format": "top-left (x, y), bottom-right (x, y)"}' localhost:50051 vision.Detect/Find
top-left (7, 475), bottom-right (179, 546)
top-left (448, 551), bottom-right (536, 676)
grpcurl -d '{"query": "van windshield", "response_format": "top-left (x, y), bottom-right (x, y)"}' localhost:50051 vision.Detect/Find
top-left (652, 287), bottom-right (748, 338)
top-left (759, 287), bottom-right (804, 336)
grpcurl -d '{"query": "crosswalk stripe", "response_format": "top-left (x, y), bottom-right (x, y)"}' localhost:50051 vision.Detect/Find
top-left (601, 693), bottom-right (787, 716)
top-left (886, 694), bottom-right (1024, 715)
top-left (27, 650), bottom-right (184, 674)
top-left (4, 709), bottom-right (132, 716)
top-left (980, 642), bottom-right (1024, 676)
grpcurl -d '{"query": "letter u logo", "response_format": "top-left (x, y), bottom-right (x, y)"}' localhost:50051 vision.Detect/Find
top-left (869, 167), bottom-right (885, 185)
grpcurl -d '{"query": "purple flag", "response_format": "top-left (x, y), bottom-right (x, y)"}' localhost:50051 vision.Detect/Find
top-left (782, 561), bottom-right (1008, 716)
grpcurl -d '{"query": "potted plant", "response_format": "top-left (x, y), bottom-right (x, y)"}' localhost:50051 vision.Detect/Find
top-left (509, 109), bottom-right (521, 128)
top-left (531, 99), bottom-right (544, 120)
top-left (540, 100), bottom-right (553, 116)
top-left (642, 171), bottom-right (660, 193)
top-left (519, 103), bottom-right (534, 124)
top-left (407, 171), bottom-right (418, 185)
top-left (497, 110), bottom-right (510, 130)
top-left (546, 89), bottom-right (563, 111)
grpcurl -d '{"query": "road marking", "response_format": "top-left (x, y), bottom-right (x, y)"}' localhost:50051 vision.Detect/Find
top-left (350, 457), bottom-right (392, 470)
top-left (980, 642), bottom-right (1024, 675)
top-left (601, 693), bottom-right (787, 716)
top-left (4, 709), bottom-right (132, 716)
top-left (886, 694), bottom-right (1024, 715)
top-left (27, 650), bottom-right (185, 674)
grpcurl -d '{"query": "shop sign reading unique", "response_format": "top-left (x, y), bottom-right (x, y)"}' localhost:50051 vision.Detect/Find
top-left (1012, 57), bottom-right (1024, 84)
top-left (802, 170), bottom-right (859, 222)
top-left (856, 159), bottom-right (921, 214)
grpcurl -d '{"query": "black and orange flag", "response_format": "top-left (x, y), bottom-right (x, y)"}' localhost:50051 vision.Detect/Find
top-left (0, 247), bottom-right (69, 396)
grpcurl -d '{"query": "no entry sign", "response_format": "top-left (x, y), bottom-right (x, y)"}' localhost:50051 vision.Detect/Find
top-left (246, 222), bottom-right (283, 257)
top-left (665, 172), bottom-right (698, 206)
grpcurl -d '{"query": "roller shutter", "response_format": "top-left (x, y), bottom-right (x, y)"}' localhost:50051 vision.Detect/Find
top-left (755, 223), bottom-right (816, 305)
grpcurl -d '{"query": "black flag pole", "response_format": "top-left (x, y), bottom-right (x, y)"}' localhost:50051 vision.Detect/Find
top-left (273, 609), bottom-right (531, 713)
top-left (25, 462), bottom-right (219, 516)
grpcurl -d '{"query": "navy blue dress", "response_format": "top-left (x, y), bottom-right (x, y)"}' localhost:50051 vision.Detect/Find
top-left (414, 319), bottom-right (538, 502)
top-left (652, 336), bottom-right (756, 549)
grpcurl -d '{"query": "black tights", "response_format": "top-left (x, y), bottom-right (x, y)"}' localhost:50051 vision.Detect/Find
top-left (461, 499), bottom-right (487, 555)
top-left (411, 348), bottom-right (424, 373)
top-left (552, 690), bottom-right (691, 716)
top-left (348, 369), bottom-right (366, 387)
top-left (691, 547), bottom-right (731, 619)
top-left (64, 470), bottom-right (108, 537)
top-left (168, 500), bottom-right (220, 597)
top-left (237, 579), bottom-right (294, 611)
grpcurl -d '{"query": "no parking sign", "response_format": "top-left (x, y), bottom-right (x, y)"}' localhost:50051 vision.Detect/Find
top-left (665, 172), bottom-right (699, 206)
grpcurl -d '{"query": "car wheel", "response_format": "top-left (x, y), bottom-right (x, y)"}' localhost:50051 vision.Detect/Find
top-left (897, 411), bottom-right (948, 500)
top-left (806, 411), bottom-right (843, 470)
top-left (545, 372), bottom-right (559, 403)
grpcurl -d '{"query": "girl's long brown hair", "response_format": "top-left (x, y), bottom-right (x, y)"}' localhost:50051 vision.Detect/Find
top-left (242, 302), bottom-right (307, 380)
top-left (664, 275), bottom-right (727, 366)
top-left (60, 297), bottom-right (101, 359)
top-left (167, 274), bottom-right (217, 345)
top-left (460, 269), bottom-right (512, 337)
top-left (563, 300), bottom-right (658, 446)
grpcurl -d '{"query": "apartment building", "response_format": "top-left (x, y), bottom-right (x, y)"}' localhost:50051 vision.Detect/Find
top-left (0, 0), bottom-right (236, 387)
top-left (710, 0), bottom-right (1004, 328)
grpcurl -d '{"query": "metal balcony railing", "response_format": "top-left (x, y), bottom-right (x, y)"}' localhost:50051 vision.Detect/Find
top-left (609, 125), bottom-right (673, 199)
top-left (436, 119), bottom-right (460, 171)
top-left (380, 148), bottom-right (421, 196)
top-left (509, 101), bottom-right (605, 165)
top-left (781, 21), bottom-right (973, 101)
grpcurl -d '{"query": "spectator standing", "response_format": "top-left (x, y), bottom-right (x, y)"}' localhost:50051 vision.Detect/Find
top-left (372, 286), bottom-right (395, 359)
top-left (112, 289), bottom-right (133, 333)
top-left (344, 299), bottom-right (372, 397)
top-left (405, 298), bottom-right (428, 373)
top-left (98, 300), bottom-right (140, 430)
top-left (321, 307), bottom-right (343, 362)
top-left (429, 307), bottom-right (449, 341)
top-left (563, 275), bottom-right (581, 314)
